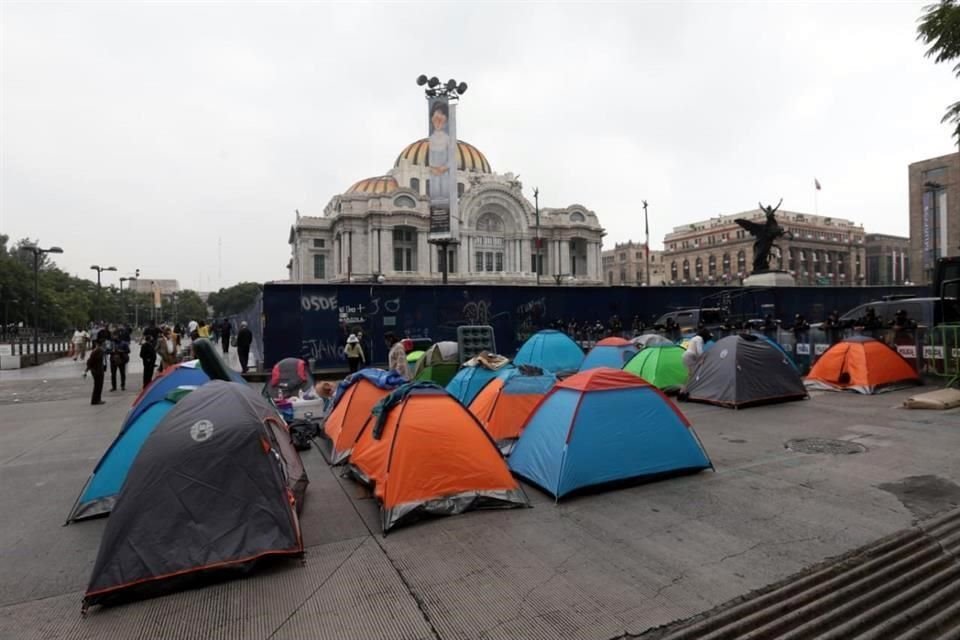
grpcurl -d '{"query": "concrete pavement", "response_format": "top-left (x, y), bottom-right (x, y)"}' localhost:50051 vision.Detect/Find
top-left (2, 357), bottom-right (960, 639)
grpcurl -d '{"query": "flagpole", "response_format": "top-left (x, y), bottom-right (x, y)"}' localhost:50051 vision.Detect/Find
top-left (642, 200), bottom-right (650, 286)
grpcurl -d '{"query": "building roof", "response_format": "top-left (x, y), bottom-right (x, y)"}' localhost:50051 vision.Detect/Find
top-left (345, 175), bottom-right (400, 195)
top-left (394, 139), bottom-right (491, 173)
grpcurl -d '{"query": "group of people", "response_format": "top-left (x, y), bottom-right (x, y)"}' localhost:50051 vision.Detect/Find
top-left (342, 330), bottom-right (409, 379)
top-left (81, 318), bottom-right (255, 406)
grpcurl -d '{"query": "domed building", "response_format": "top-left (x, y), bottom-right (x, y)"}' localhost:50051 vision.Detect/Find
top-left (288, 138), bottom-right (605, 284)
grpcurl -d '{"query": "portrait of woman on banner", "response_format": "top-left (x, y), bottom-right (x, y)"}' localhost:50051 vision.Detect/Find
top-left (428, 100), bottom-right (451, 205)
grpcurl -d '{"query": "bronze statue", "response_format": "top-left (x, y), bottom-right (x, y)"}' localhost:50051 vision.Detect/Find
top-left (734, 199), bottom-right (791, 273)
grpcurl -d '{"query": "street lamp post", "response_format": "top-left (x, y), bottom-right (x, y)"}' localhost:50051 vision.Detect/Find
top-left (19, 244), bottom-right (64, 365)
top-left (90, 265), bottom-right (117, 323)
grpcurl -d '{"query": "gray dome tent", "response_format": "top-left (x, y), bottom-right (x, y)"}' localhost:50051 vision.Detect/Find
top-left (685, 334), bottom-right (807, 408)
top-left (83, 381), bottom-right (306, 609)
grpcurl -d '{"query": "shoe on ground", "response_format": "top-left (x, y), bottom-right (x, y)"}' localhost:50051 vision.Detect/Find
top-left (92, 401), bottom-right (106, 405)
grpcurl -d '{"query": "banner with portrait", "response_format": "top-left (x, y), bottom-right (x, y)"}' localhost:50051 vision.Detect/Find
top-left (427, 96), bottom-right (458, 240)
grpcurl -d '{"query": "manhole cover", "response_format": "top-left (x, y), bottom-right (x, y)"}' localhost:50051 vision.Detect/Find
top-left (785, 438), bottom-right (867, 455)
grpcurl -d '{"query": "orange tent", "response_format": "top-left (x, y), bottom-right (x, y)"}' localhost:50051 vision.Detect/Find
top-left (319, 377), bottom-right (391, 464)
top-left (348, 385), bottom-right (529, 532)
top-left (468, 372), bottom-right (556, 454)
top-left (805, 336), bottom-right (921, 394)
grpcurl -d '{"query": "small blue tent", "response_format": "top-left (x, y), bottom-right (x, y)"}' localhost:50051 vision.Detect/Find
top-left (579, 337), bottom-right (638, 371)
top-left (446, 364), bottom-right (515, 406)
top-left (514, 330), bottom-right (584, 375)
top-left (509, 368), bottom-right (712, 499)
top-left (65, 363), bottom-right (209, 523)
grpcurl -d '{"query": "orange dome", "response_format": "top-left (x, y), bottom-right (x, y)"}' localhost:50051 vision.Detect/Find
top-left (394, 139), bottom-right (491, 173)
top-left (346, 176), bottom-right (399, 195)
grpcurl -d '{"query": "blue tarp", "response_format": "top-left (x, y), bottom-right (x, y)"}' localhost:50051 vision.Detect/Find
top-left (332, 367), bottom-right (407, 407)
top-left (513, 330), bottom-right (584, 375)
top-left (446, 365), bottom-right (516, 406)
top-left (509, 382), bottom-right (711, 499)
top-left (579, 344), bottom-right (638, 371)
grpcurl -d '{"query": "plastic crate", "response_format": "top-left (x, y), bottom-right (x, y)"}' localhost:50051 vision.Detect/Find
top-left (457, 325), bottom-right (496, 364)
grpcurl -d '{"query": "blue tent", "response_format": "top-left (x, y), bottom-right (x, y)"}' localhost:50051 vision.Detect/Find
top-left (446, 364), bottom-right (516, 406)
top-left (514, 330), bottom-right (584, 375)
top-left (579, 338), bottom-right (638, 371)
top-left (509, 368), bottom-right (712, 499)
top-left (121, 361), bottom-right (209, 432)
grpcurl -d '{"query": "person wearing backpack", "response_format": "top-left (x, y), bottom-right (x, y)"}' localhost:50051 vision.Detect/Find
top-left (110, 331), bottom-right (130, 392)
top-left (84, 340), bottom-right (106, 405)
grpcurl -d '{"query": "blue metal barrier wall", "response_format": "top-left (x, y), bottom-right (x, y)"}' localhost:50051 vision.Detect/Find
top-left (262, 283), bottom-right (925, 369)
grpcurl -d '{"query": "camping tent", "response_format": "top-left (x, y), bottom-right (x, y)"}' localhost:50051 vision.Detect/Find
top-left (508, 368), bottom-right (712, 499)
top-left (264, 357), bottom-right (312, 400)
top-left (685, 334), bottom-right (808, 408)
top-left (347, 383), bottom-right (528, 532)
top-left (82, 381), bottom-right (306, 609)
top-left (805, 336), bottom-right (921, 394)
top-left (579, 337), bottom-right (638, 371)
top-left (319, 369), bottom-right (405, 464)
top-left (124, 361), bottom-right (209, 432)
top-left (623, 345), bottom-right (688, 392)
top-left (412, 341), bottom-right (460, 386)
top-left (468, 371), bottom-right (556, 454)
top-left (633, 334), bottom-right (675, 349)
top-left (446, 362), bottom-right (516, 407)
top-left (514, 330), bottom-right (584, 375)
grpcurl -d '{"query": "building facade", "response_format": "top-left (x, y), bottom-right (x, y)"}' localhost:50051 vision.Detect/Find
top-left (908, 152), bottom-right (960, 285)
top-left (662, 209), bottom-right (867, 286)
top-left (289, 140), bottom-right (605, 285)
top-left (865, 234), bottom-right (910, 286)
top-left (130, 279), bottom-right (179, 295)
top-left (601, 241), bottom-right (665, 285)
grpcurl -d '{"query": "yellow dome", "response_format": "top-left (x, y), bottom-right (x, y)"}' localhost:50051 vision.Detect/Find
top-left (394, 139), bottom-right (491, 173)
top-left (346, 175), bottom-right (399, 195)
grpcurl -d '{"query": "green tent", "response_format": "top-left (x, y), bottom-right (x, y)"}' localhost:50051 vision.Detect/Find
top-left (623, 345), bottom-right (688, 391)
top-left (407, 350), bottom-right (425, 364)
top-left (413, 341), bottom-right (460, 386)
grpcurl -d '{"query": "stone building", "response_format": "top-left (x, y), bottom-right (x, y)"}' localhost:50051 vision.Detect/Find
top-left (129, 279), bottom-right (179, 295)
top-left (662, 209), bottom-right (867, 286)
top-left (601, 241), bottom-right (665, 285)
top-left (288, 139), bottom-right (605, 285)
top-left (908, 152), bottom-right (960, 285)
top-left (865, 234), bottom-right (911, 286)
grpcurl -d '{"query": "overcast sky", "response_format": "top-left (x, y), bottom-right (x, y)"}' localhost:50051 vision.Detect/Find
top-left (2, 1), bottom-right (956, 290)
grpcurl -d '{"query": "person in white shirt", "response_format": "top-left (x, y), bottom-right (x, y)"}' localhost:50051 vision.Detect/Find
top-left (385, 332), bottom-right (409, 379)
top-left (72, 328), bottom-right (87, 361)
top-left (681, 328), bottom-right (712, 378)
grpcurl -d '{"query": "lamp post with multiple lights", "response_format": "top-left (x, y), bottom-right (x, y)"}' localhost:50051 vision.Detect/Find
top-left (90, 265), bottom-right (117, 323)
top-left (19, 244), bottom-right (64, 365)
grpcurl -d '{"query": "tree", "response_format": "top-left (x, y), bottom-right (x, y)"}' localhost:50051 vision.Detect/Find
top-left (160, 290), bottom-right (209, 326)
top-left (207, 282), bottom-right (263, 317)
top-left (917, 0), bottom-right (960, 144)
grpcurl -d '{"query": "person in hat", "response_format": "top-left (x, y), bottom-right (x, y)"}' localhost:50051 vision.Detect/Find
top-left (344, 333), bottom-right (365, 373)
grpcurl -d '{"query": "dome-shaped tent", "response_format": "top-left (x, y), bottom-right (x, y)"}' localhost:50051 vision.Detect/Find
top-left (623, 345), bottom-right (688, 392)
top-left (579, 337), bottom-right (638, 371)
top-left (348, 384), bottom-right (528, 532)
top-left (805, 337), bottom-right (920, 394)
top-left (446, 362), bottom-right (516, 407)
top-left (82, 382), bottom-right (306, 609)
top-left (319, 369), bottom-right (406, 464)
top-left (514, 330), bottom-right (583, 375)
top-left (509, 368), bottom-right (712, 500)
top-left (685, 334), bottom-right (807, 408)
top-left (468, 371), bottom-right (556, 454)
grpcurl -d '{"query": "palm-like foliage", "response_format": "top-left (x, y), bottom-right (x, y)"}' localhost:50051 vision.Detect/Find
top-left (917, 1), bottom-right (960, 143)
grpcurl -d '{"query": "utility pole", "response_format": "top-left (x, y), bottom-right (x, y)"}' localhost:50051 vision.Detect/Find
top-left (643, 200), bottom-right (650, 286)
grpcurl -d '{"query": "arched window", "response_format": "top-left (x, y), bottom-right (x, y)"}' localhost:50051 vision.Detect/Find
top-left (457, 182), bottom-right (465, 197)
top-left (707, 254), bottom-right (716, 276)
top-left (695, 257), bottom-right (703, 278)
top-left (570, 211), bottom-right (586, 223)
top-left (737, 250), bottom-right (746, 274)
top-left (475, 212), bottom-right (505, 273)
top-left (722, 252), bottom-right (731, 274)
top-left (682, 259), bottom-right (690, 281)
top-left (410, 178), bottom-right (420, 193)
top-left (671, 261), bottom-right (678, 281)
top-left (394, 195), bottom-right (416, 209)
top-left (393, 226), bottom-right (417, 272)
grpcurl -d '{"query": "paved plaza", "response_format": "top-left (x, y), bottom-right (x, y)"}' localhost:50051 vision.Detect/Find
top-left (1, 356), bottom-right (960, 639)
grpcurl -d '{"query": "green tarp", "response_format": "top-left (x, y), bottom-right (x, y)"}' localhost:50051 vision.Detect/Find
top-left (623, 346), bottom-right (688, 391)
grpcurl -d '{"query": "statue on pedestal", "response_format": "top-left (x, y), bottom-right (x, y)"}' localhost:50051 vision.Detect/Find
top-left (734, 199), bottom-right (791, 273)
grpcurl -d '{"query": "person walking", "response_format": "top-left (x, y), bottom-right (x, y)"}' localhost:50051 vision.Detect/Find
top-left (682, 327), bottom-right (711, 380)
top-left (85, 339), bottom-right (106, 405)
top-left (220, 318), bottom-right (232, 354)
top-left (140, 335), bottom-right (157, 388)
top-left (344, 334), bottom-right (365, 373)
top-left (386, 332), bottom-right (409, 379)
top-left (157, 326), bottom-right (179, 372)
top-left (71, 327), bottom-right (86, 361)
top-left (236, 321), bottom-right (253, 373)
top-left (110, 330), bottom-right (130, 391)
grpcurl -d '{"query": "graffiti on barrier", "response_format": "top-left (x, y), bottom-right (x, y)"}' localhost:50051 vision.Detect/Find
top-left (300, 294), bottom-right (338, 312)
top-left (301, 339), bottom-right (345, 363)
